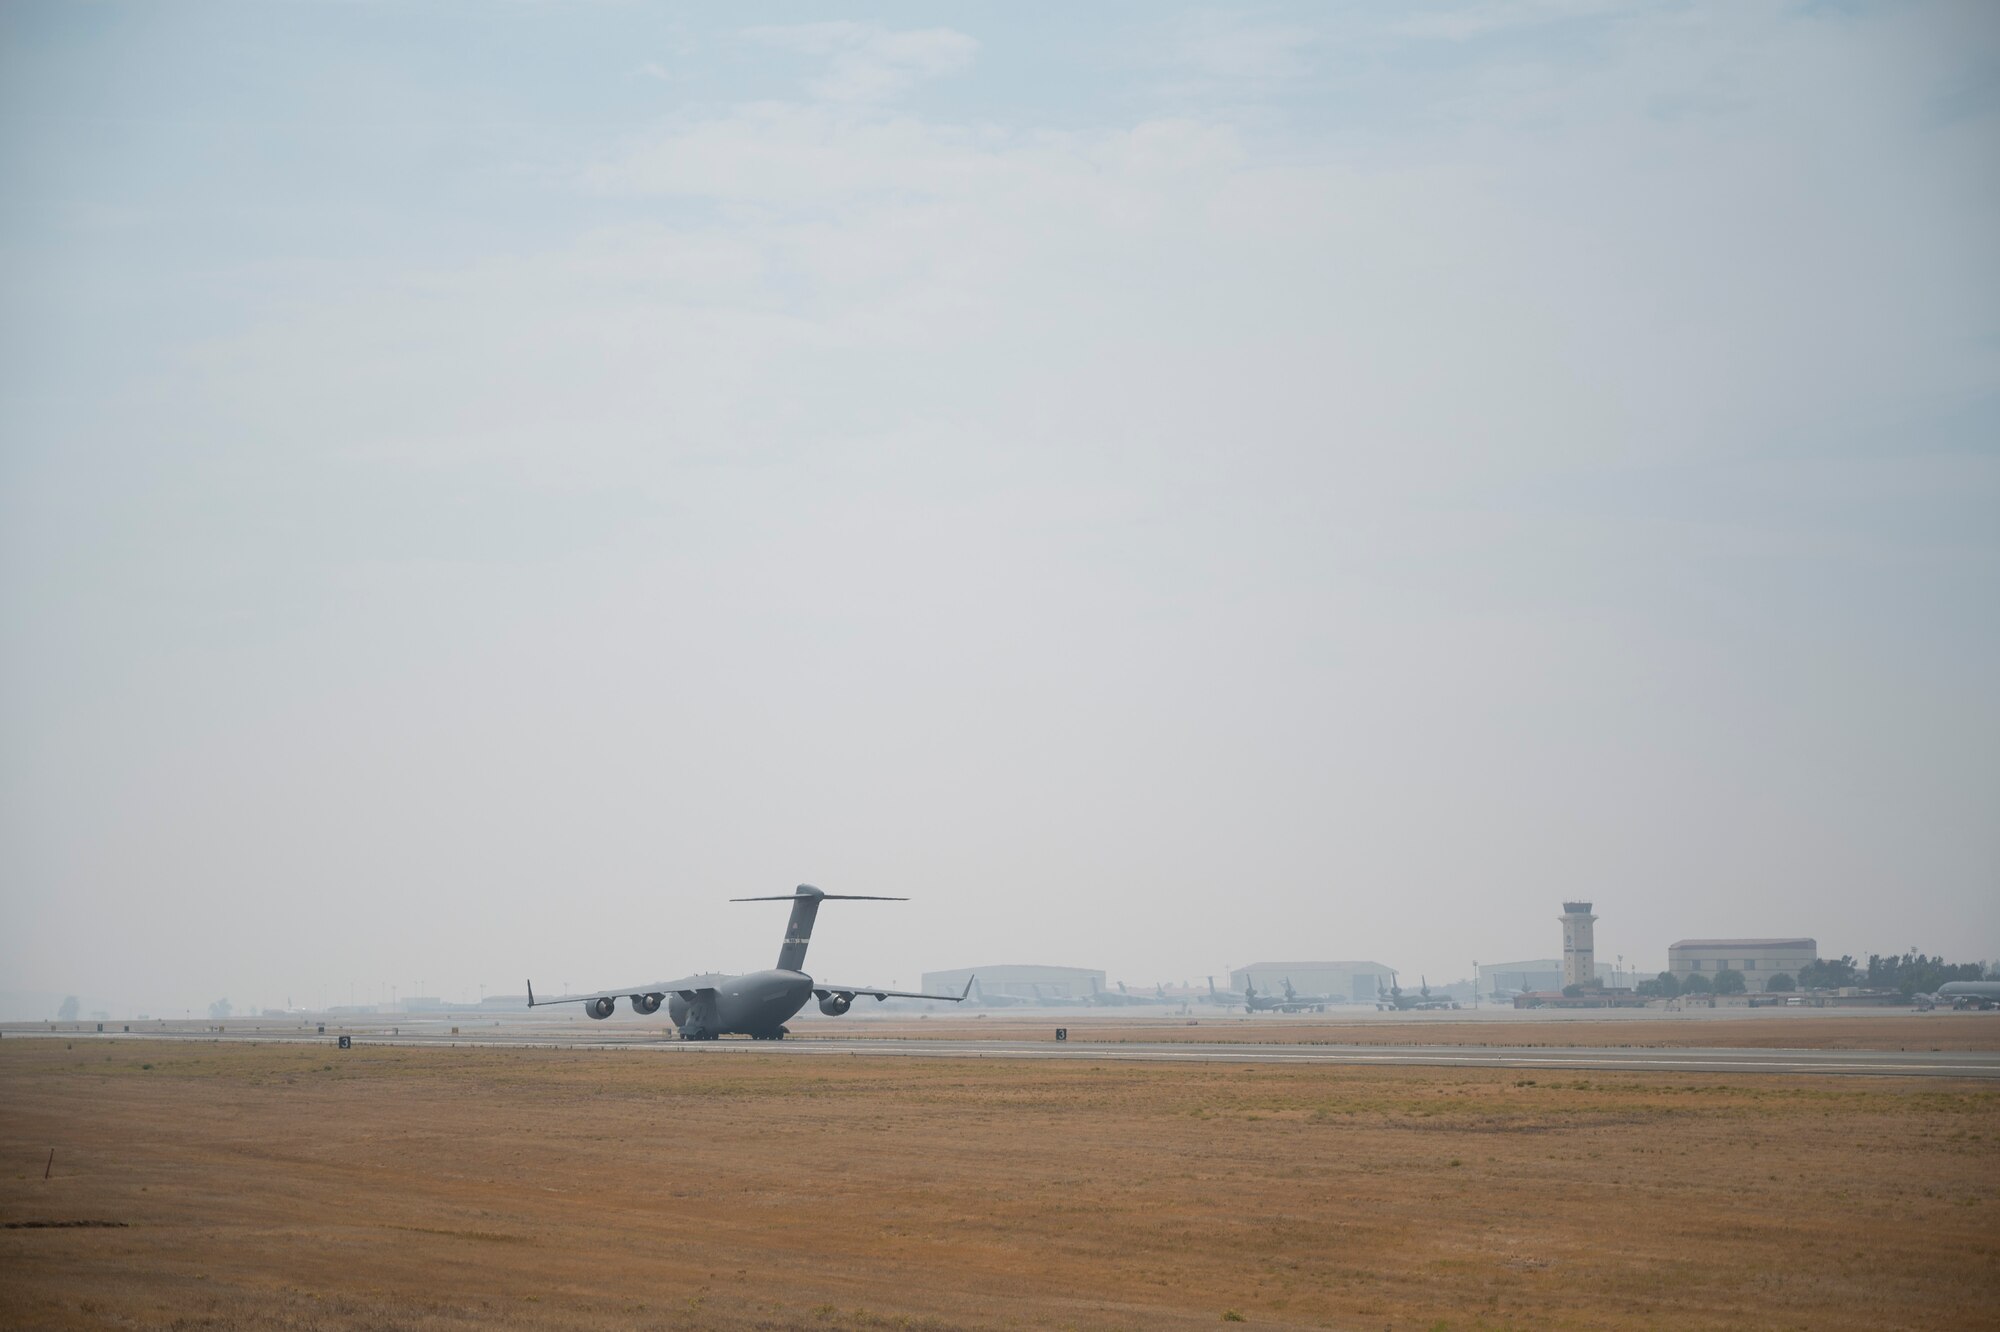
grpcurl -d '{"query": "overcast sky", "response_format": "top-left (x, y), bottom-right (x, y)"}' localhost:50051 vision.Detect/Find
top-left (2, 1), bottom-right (1996, 1017)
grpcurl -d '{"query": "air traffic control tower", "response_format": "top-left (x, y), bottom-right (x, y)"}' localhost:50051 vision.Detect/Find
top-left (1560, 901), bottom-right (1598, 989)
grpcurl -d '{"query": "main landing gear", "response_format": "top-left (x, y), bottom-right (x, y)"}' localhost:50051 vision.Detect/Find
top-left (675, 1026), bottom-right (789, 1040)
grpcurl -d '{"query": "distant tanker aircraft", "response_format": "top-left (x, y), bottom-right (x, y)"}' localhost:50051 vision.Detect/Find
top-left (528, 884), bottom-right (969, 1039)
top-left (1934, 980), bottom-right (2000, 1010)
top-left (1376, 974), bottom-right (1459, 1011)
top-left (1207, 976), bottom-right (1330, 1013)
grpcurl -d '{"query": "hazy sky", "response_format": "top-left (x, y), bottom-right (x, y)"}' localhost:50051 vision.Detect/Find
top-left (3, 1), bottom-right (1996, 1017)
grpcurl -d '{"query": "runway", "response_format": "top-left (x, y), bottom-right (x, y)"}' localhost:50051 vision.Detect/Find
top-left (13, 1027), bottom-right (1999, 1078)
top-left (722, 1038), bottom-right (2000, 1078)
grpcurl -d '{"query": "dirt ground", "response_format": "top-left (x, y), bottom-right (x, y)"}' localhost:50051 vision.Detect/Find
top-left (2, 1040), bottom-right (1996, 1330)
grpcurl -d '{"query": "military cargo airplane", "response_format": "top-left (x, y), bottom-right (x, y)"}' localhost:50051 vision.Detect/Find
top-left (1210, 976), bottom-right (1328, 1013)
top-left (1936, 980), bottom-right (2000, 1010)
top-left (527, 884), bottom-right (968, 1039)
top-left (1246, 978), bottom-right (1334, 1013)
top-left (1375, 973), bottom-right (1459, 1011)
top-left (1087, 978), bottom-right (1171, 1007)
top-left (1273, 978), bottom-right (1338, 1011)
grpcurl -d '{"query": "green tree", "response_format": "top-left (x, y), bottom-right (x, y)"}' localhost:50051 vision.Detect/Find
top-left (1798, 956), bottom-right (1858, 990)
top-left (1712, 969), bottom-right (1747, 995)
top-left (1766, 973), bottom-right (1796, 992)
top-left (56, 995), bottom-right (79, 1021)
top-left (1866, 952), bottom-right (1985, 996)
top-left (1681, 972), bottom-right (1713, 994)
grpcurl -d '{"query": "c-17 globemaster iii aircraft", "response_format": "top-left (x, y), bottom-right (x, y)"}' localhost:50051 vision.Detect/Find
top-left (1375, 973), bottom-right (1459, 1011)
top-left (1205, 976), bottom-right (1326, 1013)
top-left (527, 884), bottom-right (969, 1040)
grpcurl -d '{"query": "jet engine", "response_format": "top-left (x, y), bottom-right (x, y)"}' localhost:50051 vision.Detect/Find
top-left (584, 996), bottom-right (616, 1019)
top-left (631, 993), bottom-right (663, 1015)
top-left (818, 992), bottom-right (854, 1016)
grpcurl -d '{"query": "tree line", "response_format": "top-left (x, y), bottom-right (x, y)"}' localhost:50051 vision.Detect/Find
top-left (1630, 951), bottom-right (1989, 999)
top-left (1798, 952), bottom-right (1986, 995)
top-left (1636, 970), bottom-right (1754, 997)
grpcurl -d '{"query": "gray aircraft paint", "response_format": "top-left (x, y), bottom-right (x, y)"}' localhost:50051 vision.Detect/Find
top-left (527, 885), bottom-right (967, 1040)
top-left (1935, 981), bottom-right (2000, 1008)
top-left (1376, 974), bottom-right (1459, 1011)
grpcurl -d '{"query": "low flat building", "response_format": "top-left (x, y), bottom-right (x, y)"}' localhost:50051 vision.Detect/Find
top-left (1668, 938), bottom-right (1817, 993)
top-left (1228, 962), bottom-right (1395, 1003)
top-left (1483, 958), bottom-right (1627, 996)
top-left (1480, 959), bottom-right (1564, 998)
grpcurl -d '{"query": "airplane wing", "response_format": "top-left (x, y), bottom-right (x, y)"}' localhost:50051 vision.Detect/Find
top-left (814, 977), bottom-right (974, 1003)
top-left (525, 977), bottom-right (718, 1008)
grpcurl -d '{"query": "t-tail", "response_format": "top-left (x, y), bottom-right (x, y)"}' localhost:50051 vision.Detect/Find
top-left (732, 883), bottom-right (908, 973)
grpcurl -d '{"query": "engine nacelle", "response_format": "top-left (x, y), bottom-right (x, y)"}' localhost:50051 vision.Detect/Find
top-left (818, 992), bottom-right (854, 1016)
top-left (584, 996), bottom-right (616, 1020)
top-left (631, 993), bottom-right (663, 1015)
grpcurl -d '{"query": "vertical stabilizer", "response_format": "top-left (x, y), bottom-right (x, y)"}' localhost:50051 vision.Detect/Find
top-left (777, 886), bottom-right (826, 971)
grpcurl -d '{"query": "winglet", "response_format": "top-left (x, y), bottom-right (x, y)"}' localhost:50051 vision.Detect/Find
top-left (526, 979), bottom-right (536, 1008)
top-left (962, 975), bottom-right (975, 1001)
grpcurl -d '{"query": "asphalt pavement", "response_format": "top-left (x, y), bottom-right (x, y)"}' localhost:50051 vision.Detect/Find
top-left (8, 1027), bottom-right (1995, 1078)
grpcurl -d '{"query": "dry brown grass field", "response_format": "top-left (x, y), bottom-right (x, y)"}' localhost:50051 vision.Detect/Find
top-left (2, 1039), bottom-right (1996, 1331)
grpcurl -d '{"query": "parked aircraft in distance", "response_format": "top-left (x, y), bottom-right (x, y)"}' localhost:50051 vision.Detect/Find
top-left (1088, 978), bottom-right (1171, 1007)
top-left (527, 885), bottom-right (968, 1040)
top-left (1376, 974), bottom-right (1459, 1011)
top-left (1273, 978), bottom-right (1339, 1011)
top-left (1205, 976), bottom-right (1236, 1007)
top-left (1207, 977), bottom-right (1329, 1013)
top-left (1247, 978), bottom-right (1335, 1013)
top-left (1935, 980), bottom-right (2000, 1010)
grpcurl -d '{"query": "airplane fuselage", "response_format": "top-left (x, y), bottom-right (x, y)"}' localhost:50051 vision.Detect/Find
top-left (666, 969), bottom-right (815, 1040)
top-left (1936, 981), bottom-right (2000, 1010)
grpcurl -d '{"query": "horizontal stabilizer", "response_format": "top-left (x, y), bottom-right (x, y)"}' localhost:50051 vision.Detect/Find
top-left (732, 894), bottom-right (906, 901)
top-left (742, 884), bottom-right (916, 970)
